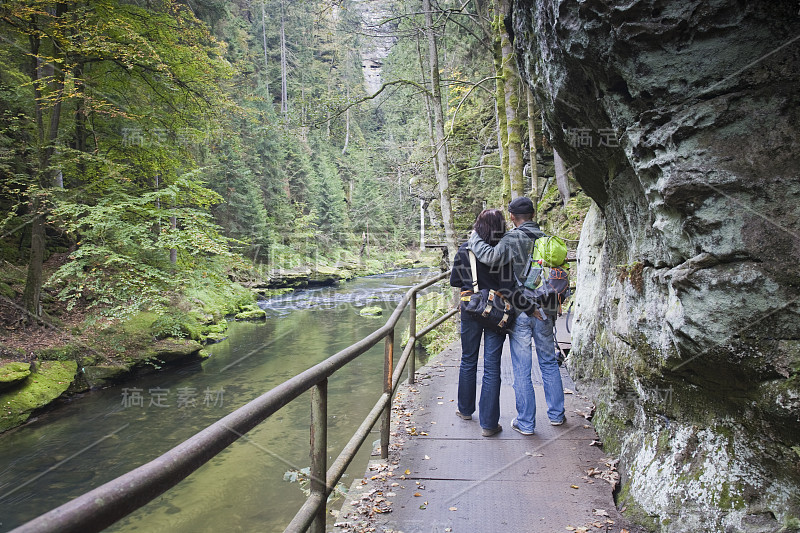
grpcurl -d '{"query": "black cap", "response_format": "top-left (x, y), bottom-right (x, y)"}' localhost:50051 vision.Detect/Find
top-left (508, 197), bottom-right (534, 214)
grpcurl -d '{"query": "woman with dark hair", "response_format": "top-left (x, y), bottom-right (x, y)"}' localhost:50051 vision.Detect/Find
top-left (449, 209), bottom-right (515, 437)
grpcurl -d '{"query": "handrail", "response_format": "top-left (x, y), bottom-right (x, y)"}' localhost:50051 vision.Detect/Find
top-left (10, 269), bottom-right (455, 533)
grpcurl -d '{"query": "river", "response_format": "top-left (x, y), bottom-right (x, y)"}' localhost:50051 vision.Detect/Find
top-left (0, 268), bottom-right (443, 532)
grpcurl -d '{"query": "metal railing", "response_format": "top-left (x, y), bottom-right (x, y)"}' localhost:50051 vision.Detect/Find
top-left (11, 270), bottom-right (457, 533)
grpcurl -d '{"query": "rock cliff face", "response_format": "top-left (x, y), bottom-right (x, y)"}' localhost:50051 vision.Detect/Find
top-left (512, 1), bottom-right (800, 530)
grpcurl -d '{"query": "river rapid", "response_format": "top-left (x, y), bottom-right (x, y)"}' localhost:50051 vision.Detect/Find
top-left (0, 268), bottom-right (442, 532)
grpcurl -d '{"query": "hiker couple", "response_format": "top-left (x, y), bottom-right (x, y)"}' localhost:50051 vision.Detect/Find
top-left (449, 197), bottom-right (566, 437)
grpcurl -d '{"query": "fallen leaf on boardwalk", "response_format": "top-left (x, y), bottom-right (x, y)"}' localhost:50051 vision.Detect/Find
top-left (391, 482), bottom-right (399, 487)
top-left (404, 469), bottom-right (411, 475)
top-left (570, 485), bottom-right (580, 489)
top-left (593, 522), bottom-right (603, 528)
top-left (525, 452), bottom-right (544, 457)
top-left (589, 440), bottom-right (603, 447)
top-left (420, 432), bottom-right (429, 436)
top-left (566, 527), bottom-right (576, 531)
top-left (449, 507), bottom-right (457, 511)
top-left (437, 396), bottom-right (443, 399)
top-left (387, 492), bottom-right (396, 497)
top-left (587, 468), bottom-right (600, 477)
top-left (423, 455), bottom-right (430, 460)
top-left (419, 501), bottom-right (428, 509)
top-left (564, 388), bottom-right (574, 394)
top-left (593, 509), bottom-right (609, 517)
top-left (437, 402), bottom-right (443, 405)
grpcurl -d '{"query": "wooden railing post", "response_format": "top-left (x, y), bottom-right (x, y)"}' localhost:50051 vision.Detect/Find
top-left (309, 379), bottom-right (327, 533)
top-left (381, 329), bottom-right (394, 459)
top-left (408, 292), bottom-right (417, 384)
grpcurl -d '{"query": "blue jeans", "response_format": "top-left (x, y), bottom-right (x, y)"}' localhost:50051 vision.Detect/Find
top-left (457, 312), bottom-right (505, 430)
top-left (508, 312), bottom-right (565, 432)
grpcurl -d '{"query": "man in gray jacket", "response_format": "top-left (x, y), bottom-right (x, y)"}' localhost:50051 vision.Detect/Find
top-left (468, 197), bottom-right (566, 435)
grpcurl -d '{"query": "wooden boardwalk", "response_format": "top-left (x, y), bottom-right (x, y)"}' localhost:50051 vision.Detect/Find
top-left (335, 317), bottom-right (637, 533)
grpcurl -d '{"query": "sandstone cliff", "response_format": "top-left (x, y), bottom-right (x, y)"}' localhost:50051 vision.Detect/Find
top-left (512, 1), bottom-right (800, 530)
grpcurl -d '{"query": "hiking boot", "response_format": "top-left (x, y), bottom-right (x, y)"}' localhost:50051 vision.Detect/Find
top-left (511, 418), bottom-right (534, 436)
top-left (455, 411), bottom-right (472, 420)
top-left (550, 418), bottom-right (566, 426)
top-left (481, 425), bottom-right (502, 437)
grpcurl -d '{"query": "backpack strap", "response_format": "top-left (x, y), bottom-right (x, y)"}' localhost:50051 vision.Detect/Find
top-left (517, 225), bottom-right (539, 240)
top-left (468, 250), bottom-right (480, 292)
top-left (516, 225), bottom-right (542, 281)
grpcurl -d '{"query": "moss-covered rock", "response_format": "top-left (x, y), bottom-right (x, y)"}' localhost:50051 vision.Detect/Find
top-left (268, 267), bottom-right (311, 288)
top-left (0, 361), bottom-right (77, 432)
top-left (82, 364), bottom-right (130, 388)
top-left (309, 265), bottom-right (343, 285)
top-left (359, 306), bottom-right (383, 317)
top-left (139, 339), bottom-right (204, 365)
top-left (36, 345), bottom-right (82, 362)
top-left (0, 362), bottom-right (31, 391)
top-left (234, 304), bottom-right (266, 321)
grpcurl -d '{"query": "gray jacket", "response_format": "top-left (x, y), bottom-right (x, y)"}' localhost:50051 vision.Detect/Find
top-left (467, 221), bottom-right (544, 283)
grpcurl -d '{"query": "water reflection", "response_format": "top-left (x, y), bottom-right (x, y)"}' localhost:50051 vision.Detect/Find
top-left (0, 268), bottom-right (442, 533)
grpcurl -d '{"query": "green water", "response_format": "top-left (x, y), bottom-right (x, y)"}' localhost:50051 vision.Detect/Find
top-left (0, 269), bottom-right (441, 532)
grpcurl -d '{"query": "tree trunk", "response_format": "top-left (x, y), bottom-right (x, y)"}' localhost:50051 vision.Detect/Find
top-left (526, 86), bottom-right (539, 215)
top-left (553, 149), bottom-right (571, 207)
top-left (419, 199), bottom-right (426, 251)
top-left (280, 0), bottom-right (288, 115)
top-left (423, 0), bottom-right (457, 263)
top-left (260, 0), bottom-right (270, 100)
top-left (170, 214), bottom-right (178, 264)
top-left (22, 18), bottom-right (66, 318)
top-left (493, 37), bottom-right (508, 203)
top-left (342, 88), bottom-right (350, 154)
top-left (497, 0), bottom-right (524, 200)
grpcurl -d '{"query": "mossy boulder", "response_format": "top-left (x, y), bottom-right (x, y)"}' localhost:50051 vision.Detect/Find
top-left (359, 306), bottom-right (383, 317)
top-left (203, 332), bottom-right (229, 344)
top-left (0, 362), bottom-right (31, 392)
top-left (139, 339), bottom-right (204, 365)
top-left (0, 361), bottom-right (78, 433)
top-left (81, 364), bottom-right (131, 388)
top-left (309, 265), bottom-right (343, 285)
top-left (268, 267), bottom-right (311, 288)
top-left (36, 344), bottom-right (82, 362)
top-left (234, 304), bottom-right (266, 321)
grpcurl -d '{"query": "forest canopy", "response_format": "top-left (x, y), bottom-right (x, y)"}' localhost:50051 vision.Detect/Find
top-left (1, 0), bottom-right (565, 320)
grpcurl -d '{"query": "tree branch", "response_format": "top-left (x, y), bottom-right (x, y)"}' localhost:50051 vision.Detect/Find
top-left (312, 79), bottom-right (432, 126)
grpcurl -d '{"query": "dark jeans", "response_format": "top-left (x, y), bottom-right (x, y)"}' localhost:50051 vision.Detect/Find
top-left (457, 312), bottom-right (506, 430)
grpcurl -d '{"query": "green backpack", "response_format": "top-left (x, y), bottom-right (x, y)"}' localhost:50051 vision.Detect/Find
top-left (532, 235), bottom-right (568, 267)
